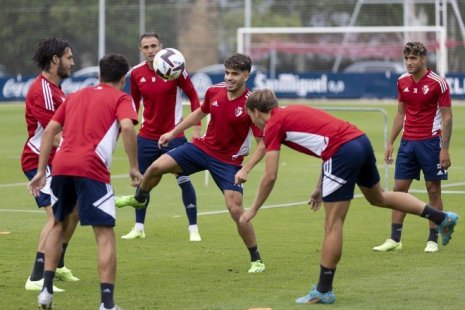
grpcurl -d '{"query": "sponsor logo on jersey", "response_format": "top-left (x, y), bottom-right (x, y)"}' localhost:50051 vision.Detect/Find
top-left (422, 85), bottom-right (429, 94)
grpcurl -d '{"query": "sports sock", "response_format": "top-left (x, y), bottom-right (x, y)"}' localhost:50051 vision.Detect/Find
top-left (390, 223), bottom-right (403, 242)
top-left (135, 188), bottom-right (150, 224)
top-left (316, 265), bottom-right (336, 293)
top-left (420, 205), bottom-right (446, 225)
top-left (100, 283), bottom-right (115, 309)
top-left (248, 245), bottom-right (262, 262)
top-left (43, 270), bottom-right (55, 294)
top-left (134, 187), bottom-right (149, 203)
top-left (57, 243), bottom-right (68, 268)
top-left (428, 227), bottom-right (439, 243)
top-left (30, 252), bottom-right (45, 281)
top-left (134, 222), bottom-right (145, 232)
top-left (177, 176), bottom-right (197, 225)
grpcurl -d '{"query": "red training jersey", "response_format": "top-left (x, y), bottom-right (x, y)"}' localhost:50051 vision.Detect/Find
top-left (130, 61), bottom-right (200, 140)
top-left (264, 105), bottom-right (364, 161)
top-left (51, 83), bottom-right (138, 183)
top-left (397, 69), bottom-right (451, 140)
top-left (193, 83), bottom-right (262, 166)
top-left (21, 74), bottom-right (66, 172)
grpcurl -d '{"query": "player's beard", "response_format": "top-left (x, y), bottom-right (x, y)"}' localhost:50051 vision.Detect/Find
top-left (57, 61), bottom-right (71, 79)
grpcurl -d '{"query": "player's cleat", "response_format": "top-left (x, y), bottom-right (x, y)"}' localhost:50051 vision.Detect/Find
top-left (55, 266), bottom-right (80, 282)
top-left (25, 277), bottom-right (65, 292)
top-left (248, 260), bottom-right (265, 273)
top-left (189, 230), bottom-right (202, 242)
top-left (99, 303), bottom-right (122, 310)
top-left (437, 212), bottom-right (458, 246)
top-left (372, 239), bottom-right (402, 252)
top-left (121, 228), bottom-right (145, 240)
top-left (424, 241), bottom-right (439, 253)
top-left (37, 290), bottom-right (53, 309)
top-left (115, 195), bottom-right (145, 209)
top-left (295, 287), bottom-right (336, 304)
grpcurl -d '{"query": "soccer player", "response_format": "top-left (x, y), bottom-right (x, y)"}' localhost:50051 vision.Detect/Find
top-left (373, 42), bottom-right (453, 253)
top-left (240, 89), bottom-right (458, 304)
top-left (121, 32), bottom-right (202, 241)
top-left (28, 54), bottom-right (141, 310)
top-left (21, 37), bottom-right (79, 292)
top-left (116, 53), bottom-right (266, 273)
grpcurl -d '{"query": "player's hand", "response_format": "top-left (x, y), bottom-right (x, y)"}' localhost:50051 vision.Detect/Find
top-left (439, 148), bottom-right (451, 169)
top-left (158, 131), bottom-right (175, 148)
top-left (384, 144), bottom-right (394, 164)
top-left (129, 168), bottom-right (142, 187)
top-left (239, 209), bottom-right (257, 226)
top-left (234, 168), bottom-right (248, 185)
top-left (308, 189), bottom-right (322, 211)
top-left (28, 172), bottom-right (46, 197)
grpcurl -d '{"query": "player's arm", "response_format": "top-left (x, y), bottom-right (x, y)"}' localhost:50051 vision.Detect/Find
top-left (385, 101), bottom-right (405, 164)
top-left (239, 150), bottom-right (280, 226)
top-left (159, 107), bottom-right (206, 147)
top-left (308, 172), bottom-right (323, 211)
top-left (120, 118), bottom-right (142, 187)
top-left (235, 137), bottom-right (266, 184)
top-left (130, 73), bottom-right (142, 112)
top-left (439, 106), bottom-right (452, 169)
top-left (28, 120), bottom-right (62, 197)
top-left (179, 74), bottom-right (202, 139)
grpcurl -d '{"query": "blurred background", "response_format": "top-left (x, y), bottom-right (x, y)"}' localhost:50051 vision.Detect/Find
top-left (1, 0), bottom-right (464, 100)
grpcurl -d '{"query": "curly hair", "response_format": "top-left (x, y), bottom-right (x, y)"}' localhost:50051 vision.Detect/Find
top-left (32, 37), bottom-right (72, 71)
top-left (403, 41), bottom-right (427, 56)
top-left (224, 53), bottom-right (252, 73)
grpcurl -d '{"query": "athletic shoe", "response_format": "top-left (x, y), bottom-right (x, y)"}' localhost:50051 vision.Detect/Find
top-left (189, 230), bottom-right (202, 242)
top-left (55, 266), bottom-right (80, 281)
top-left (115, 195), bottom-right (145, 209)
top-left (25, 277), bottom-right (65, 292)
top-left (437, 212), bottom-right (458, 246)
top-left (372, 239), bottom-right (402, 252)
top-left (121, 228), bottom-right (145, 240)
top-left (424, 241), bottom-right (439, 253)
top-left (99, 303), bottom-right (122, 310)
top-left (295, 287), bottom-right (335, 304)
top-left (248, 260), bottom-right (265, 273)
top-left (37, 290), bottom-right (53, 309)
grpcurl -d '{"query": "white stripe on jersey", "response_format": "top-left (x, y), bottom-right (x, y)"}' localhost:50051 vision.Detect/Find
top-left (41, 79), bottom-right (55, 111)
top-left (174, 87), bottom-right (183, 126)
top-left (322, 158), bottom-right (347, 197)
top-left (232, 127), bottom-right (252, 159)
top-left (428, 71), bottom-right (448, 93)
top-left (211, 82), bottom-right (226, 88)
top-left (285, 131), bottom-right (329, 157)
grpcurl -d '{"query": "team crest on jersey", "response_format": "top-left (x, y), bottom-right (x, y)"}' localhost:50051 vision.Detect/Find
top-left (235, 106), bottom-right (243, 117)
top-left (422, 85), bottom-right (429, 94)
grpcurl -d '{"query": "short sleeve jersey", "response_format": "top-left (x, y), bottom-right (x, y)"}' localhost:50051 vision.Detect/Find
top-left (130, 62), bottom-right (200, 140)
top-left (21, 74), bottom-right (66, 171)
top-left (193, 83), bottom-right (262, 166)
top-left (264, 105), bottom-right (364, 161)
top-left (397, 69), bottom-right (451, 140)
top-left (51, 83), bottom-right (138, 183)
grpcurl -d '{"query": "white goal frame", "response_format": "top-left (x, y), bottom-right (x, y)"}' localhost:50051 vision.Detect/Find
top-left (237, 26), bottom-right (447, 76)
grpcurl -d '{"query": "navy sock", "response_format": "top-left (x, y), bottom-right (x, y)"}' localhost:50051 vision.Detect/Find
top-left (135, 188), bottom-right (150, 224)
top-left (100, 283), bottom-right (115, 309)
top-left (428, 228), bottom-right (439, 243)
top-left (420, 205), bottom-right (446, 225)
top-left (177, 176), bottom-right (197, 225)
top-left (316, 265), bottom-right (336, 293)
top-left (43, 270), bottom-right (55, 294)
top-left (30, 252), bottom-right (45, 281)
top-left (390, 224), bottom-right (403, 242)
top-left (248, 245), bottom-right (262, 262)
top-left (134, 187), bottom-right (149, 203)
top-left (57, 243), bottom-right (68, 268)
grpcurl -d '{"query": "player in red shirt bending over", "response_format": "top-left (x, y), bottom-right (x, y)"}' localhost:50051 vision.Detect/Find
top-left (373, 41), bottom-right (453, 253)
top-left (241, 88), bottom-right (457, 304)
top-left (116, 53), bottom-right (267, 273)
top-left (121, 33), bottom-right (202, 242)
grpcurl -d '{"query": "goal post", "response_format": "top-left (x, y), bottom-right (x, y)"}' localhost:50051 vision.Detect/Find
top-left (237, 26), bottom-right (447, 76)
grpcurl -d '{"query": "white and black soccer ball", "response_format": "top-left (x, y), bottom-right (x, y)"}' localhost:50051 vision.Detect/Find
top-left (153, 48), bottom-right (185, 81)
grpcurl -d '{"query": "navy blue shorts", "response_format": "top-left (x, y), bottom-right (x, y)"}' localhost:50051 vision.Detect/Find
top-left (167, 143), bottom-right (243, 194)
top-left (24, 166), bottom-right (52, 208)
top-left (395, 137), bottom-right (447, 181)
top-left (51, 175), bottom-right (116, 226)
top-left (322, 134), bottom-right (380, 202)
top-left (138, 135), bottom-right (188, 173)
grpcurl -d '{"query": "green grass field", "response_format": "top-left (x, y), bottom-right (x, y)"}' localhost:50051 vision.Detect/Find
top-left (1, 100), bottom-right (464, 309)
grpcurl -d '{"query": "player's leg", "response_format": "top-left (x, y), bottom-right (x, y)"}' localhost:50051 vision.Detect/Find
top-left (94, 226), bottom-right (117, 310)
top-left (55, 206), bottom-right (80, 281)
top-left (424, 180), bottom-right (442, 252)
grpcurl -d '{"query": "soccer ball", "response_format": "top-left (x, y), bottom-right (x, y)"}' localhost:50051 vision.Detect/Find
top-left (153, 48), bottom-right (185, 81)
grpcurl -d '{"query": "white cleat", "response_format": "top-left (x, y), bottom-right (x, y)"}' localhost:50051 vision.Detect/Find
top-left (37, 290), bottom-right (53, 309)
top-left (372, 239), bottom-right (402, 252)
top-left (424, 241), bottom-right (439, 253)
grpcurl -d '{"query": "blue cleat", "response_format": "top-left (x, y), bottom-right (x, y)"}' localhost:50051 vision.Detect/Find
top-left (295, 287), bottom-right (335, 304)
top-left (437, 212), bottom-right (458, 246)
